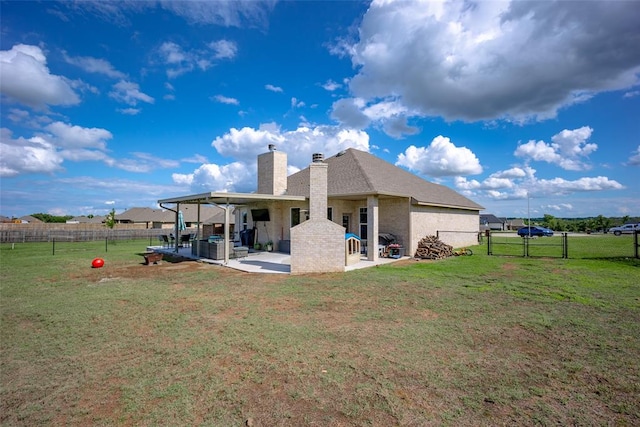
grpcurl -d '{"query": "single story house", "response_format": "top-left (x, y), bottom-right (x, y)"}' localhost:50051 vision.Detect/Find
top-left (17, 215), bottom-right (43, 224)
top-left (116, 206), bottom-right (234, 231)
top-left (506, 218), bottom-right (526, 230)
top-left (480, 214), bottom-right (506, 231)
top-left (158, 146), bottom-right (483, 274)
top-left (66, 215), bottom-right (105, 224)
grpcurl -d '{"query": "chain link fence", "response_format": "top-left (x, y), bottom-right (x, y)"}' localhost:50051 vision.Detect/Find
top-left (486, 231), bottom-right (639, 259)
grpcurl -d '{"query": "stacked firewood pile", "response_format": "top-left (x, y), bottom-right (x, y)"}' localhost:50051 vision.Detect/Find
top-left (414, 235), bottom-right (454, 259)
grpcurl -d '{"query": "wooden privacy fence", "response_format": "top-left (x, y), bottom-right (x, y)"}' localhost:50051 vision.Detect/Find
top-left (0, 224), bottom-right (196, 243)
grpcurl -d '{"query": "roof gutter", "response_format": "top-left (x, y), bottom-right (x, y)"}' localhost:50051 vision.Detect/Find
top-left (411, 197), bottom-right (484, 211)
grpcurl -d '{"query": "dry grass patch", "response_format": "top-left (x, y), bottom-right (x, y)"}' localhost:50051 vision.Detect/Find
top-left (1, 241), bottom-right (639, 425)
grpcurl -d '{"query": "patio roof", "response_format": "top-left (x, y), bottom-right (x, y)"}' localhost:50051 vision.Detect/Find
top-left (158, 191), bottom-right (306, 206)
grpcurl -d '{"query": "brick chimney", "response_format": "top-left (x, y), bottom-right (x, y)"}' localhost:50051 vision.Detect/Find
top-left (308, 153), bottom-right (327, 220)
top-left (257, 145), bottom-right (287, 195)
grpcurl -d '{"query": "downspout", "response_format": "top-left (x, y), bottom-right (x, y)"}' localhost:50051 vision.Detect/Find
top-left (175, 202), bottom-right (180, 253)
top-left (159, 202), bottom-right (179, 253)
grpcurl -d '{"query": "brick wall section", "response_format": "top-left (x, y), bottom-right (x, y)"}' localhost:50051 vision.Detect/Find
top-left (378, 198), bottom-right (410, 246)
top-left (290, 219), bottom-right (345, 274)
top-left (410, 207), bottom-right (479, 250)
top-left (257, 150), bottom-right (287, 195)
top-left (309, 162), bottom-right (328, 220)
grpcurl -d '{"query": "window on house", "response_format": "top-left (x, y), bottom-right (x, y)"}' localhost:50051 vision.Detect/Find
top-left (342, 214), bottom-right (350, 233)
top-left (291, 208), bottom-right (300, 227)
top-left (359, 207), bottom-right (367, 238)
top-left (327, 207), bottom-right (333, 221)
top-left (241, 211), bottom-right (248, 230)
top-left (291, 208), bottom-right (308, 227)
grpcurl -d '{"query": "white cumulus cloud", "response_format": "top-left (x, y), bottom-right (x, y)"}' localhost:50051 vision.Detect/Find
top-left (213, 95), bottom-right (240, 105)
top-left (63, 51), bottom-right (127, 79)
top-left (173, 162), bottom-right (253, 193)
top-left (208, 40), bottom-right (237, 59)
top-left (515, 126), bottom-right (597, 170)
top-left (265, 84), bottom-right (283, 93)
top-left (178, 124), bottom-right (371, 194)
top-left (212, 123), bottom-right (370, 169)
top-left (109, 80), bottom-right (154, 106)
top-left (0, 128), bottom-right (64, 176)
top-left (0, 44), bottom-right (80, 108)
top-left (44, 121), bottom-right (112, 150)
top-left (455, 165), bottom-right (623, 202)
top-left (335, 0), bottom-right (640, 125)
top-left (627, 146), bottom-right (640, 166)
top-left (396, 135), bottom-right (482, 177)
top-left (158, 39), bottom-right (238, 78)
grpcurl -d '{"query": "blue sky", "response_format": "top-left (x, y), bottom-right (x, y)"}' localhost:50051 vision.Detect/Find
top-left (1, 0), bottom-right (639, 219)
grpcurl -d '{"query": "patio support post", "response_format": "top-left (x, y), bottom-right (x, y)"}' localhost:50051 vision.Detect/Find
top-left (196, 203), bottom-right (201, 257)
top-left (367, 195), bottom-right (379, 261)
top-left (174, 202), bottom-right (180, 253)
top-left (223, 202), bottom-right (230, 264)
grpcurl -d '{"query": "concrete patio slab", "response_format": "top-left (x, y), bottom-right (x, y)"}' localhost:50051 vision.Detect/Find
top-left (146, 245), bottom-right (407, 274)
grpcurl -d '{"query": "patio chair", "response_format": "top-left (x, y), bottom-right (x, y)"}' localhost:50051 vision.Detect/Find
top-left (180, 234), bottom-right (192, 248)
top-left (159, 234), bottom-right (173, 248)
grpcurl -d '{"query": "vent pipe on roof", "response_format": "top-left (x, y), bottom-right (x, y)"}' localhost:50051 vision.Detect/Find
top-left (312, 153), bottom-right (324, 163)
top-left (268, 144), bottom-right (276, 151)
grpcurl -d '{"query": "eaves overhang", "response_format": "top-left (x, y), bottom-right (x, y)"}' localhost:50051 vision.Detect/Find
top-left (411, 197), bottom-right (484, 211)
top-left (158, 192), bottom-right (307, 206)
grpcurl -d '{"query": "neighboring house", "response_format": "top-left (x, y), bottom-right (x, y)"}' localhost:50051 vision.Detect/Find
top-left (159, 146), bottom-right (483, 274)
top-left (18, 215), bottom-right (43, 224)
top-left (506, 218), bottom-right (526, 230)
top-left (480, 214), bottom-right (505, 231)
top-left (66, 215), bottom-right (105, 224)
top-left (116, 207), bottom-right (168, 228)
top-left (117, 206), bottom-right (234, 231)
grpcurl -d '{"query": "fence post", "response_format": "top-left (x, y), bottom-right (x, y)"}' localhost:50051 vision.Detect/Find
top-left (52, 238), bottom-right (55, 255)
top-left (563, 232), bottom-right (568, 259)
top-left (105, 237), bottom-right (108, 252)
top-left (523, 236), bottom-right (528, 257)
top-left (635, 231), bottom-right (639, 259)
top-left (487, 231), bottom-right (491, 255)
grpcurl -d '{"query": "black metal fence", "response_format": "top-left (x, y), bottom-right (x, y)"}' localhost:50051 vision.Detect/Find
top-left (486, 231), bottom-right (639, 259)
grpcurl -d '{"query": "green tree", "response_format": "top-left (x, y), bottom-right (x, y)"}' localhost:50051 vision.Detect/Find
top-left (595, 215), bottom-right (612, 233)
top-left (105, 209), bottom-right (116, 229)
top-left (31, 213), bottom-right (73, 223)
top-left (541, 214), bottom-right (557, 229)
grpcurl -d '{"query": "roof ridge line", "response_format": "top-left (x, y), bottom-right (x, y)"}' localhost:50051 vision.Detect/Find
top-left (349, 149), bottom-right (376, 193)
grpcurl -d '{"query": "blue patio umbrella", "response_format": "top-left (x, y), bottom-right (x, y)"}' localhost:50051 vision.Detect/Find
top-left (177, 210), bottom-right (186, 232)
top-left (173, 210), bottom-right (188, 251)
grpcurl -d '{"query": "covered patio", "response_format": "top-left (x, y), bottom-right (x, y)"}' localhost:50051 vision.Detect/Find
top-left (146, 244), bottom-right (407, 274)
top-left (158, 191), bottom-right (307, 266)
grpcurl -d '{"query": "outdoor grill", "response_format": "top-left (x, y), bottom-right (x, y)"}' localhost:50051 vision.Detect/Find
top-left (378, 233), bottom-right (403, 258)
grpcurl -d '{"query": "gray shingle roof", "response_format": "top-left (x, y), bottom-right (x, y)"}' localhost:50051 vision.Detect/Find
top-left (116, 207), bottom-right (167, 222)
top-left (117, 205), bottom-right (234, 224)
top-left (480, 214), bottom-right (504, 224)
top-left (287, 149), bottom-right (483, 210)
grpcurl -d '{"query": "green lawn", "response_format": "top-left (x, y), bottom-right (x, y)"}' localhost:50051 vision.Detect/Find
top-left (1, 241), bottom-right (639, 426)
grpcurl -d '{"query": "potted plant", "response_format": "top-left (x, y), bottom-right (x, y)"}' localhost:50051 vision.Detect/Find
top-left (254, 242), bottom-right (262, 251)
top-left (265, 241), bottom-right (273, 252)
